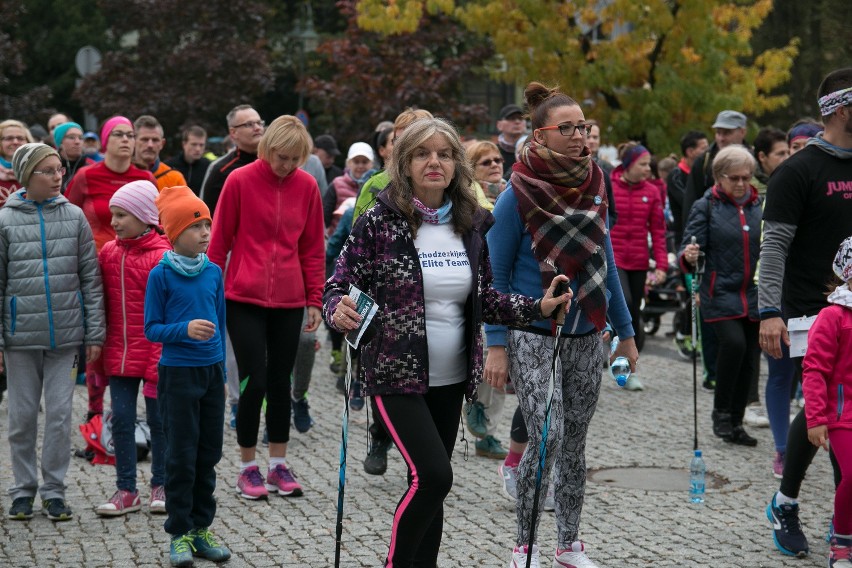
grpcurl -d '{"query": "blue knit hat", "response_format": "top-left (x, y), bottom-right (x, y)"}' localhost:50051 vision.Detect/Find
top-left (53, 122), bottom-right (83, 148)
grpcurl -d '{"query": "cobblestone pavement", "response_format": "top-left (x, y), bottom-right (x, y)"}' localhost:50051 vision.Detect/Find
top-left (0, 320), bottom-right (836, 567)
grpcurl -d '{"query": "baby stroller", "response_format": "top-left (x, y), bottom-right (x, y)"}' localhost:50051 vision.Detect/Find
top-left (641, 254), bottom-right (688, 336)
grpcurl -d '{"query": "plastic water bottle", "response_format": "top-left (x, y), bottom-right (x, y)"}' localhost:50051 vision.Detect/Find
top-left (609, 336), bottom-right (630, 387)
top-left (690, 449), bottom-right (706, 504)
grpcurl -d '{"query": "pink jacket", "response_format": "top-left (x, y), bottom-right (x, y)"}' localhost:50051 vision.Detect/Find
top-left (802, 304), bottom-right (852, 431)
top-left (609, 166), bottom-right (668, 271)
top-left (97, 230), bottom-right (172, 397)
top-left (208, 159), bottom-right (325, 309)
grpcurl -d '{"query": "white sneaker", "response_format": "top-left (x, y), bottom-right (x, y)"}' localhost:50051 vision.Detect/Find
top-left (499, 464), bottom-right (518, 500)
top-left (509, 545), bottom-right (540, 568)
top-left (744, 403), bottom-right (770, 428)
top-left (624, 374), bottom-right (644, 391)
top-left (553, 541), bottom-right (599, 568)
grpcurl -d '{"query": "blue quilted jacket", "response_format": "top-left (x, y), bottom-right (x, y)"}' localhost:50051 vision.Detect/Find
top-left (323, 189), bottom-right (541, 400)
top-left (679, 186), bottom-right (762, 322)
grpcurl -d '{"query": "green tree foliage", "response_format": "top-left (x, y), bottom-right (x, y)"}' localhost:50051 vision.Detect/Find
top-left (356, 0), bottom-right (799, 153)
top-left (74, 0), bottom-right (275, 140)
top-left (299, 0), bottom-right (493, 146)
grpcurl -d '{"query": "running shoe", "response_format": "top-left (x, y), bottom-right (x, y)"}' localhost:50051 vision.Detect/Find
top-left (509, 545), bottom-right (540, 568)
top-left (291, 397), bottom-right (314, 433)
top-left (191, 528), bottom-right (231, 562)
top-left (772, 452), bottom-right (785, 479)
top-left (766, 493), bottom-right (809, 557)
top-left (236, 466), bottom-right (269, 500)
top-left (830, 536), bottom-right (852, 567)
top-left (364, 438), bottom-right (392, 476)
top-left (7, 497), bottom-right (34, 520)
top-left (499, 464), bottom-right (518, 500)
top-left (42, 498), bottom-right (73, 521)
top-left (744, 403), bottom-right (770, 428)
top-left (169, 533), bottom-right (195, 567)
top-left (554, 541), bottom-right (599, 567)
top-left (266, 463), bottom-right (303, 497)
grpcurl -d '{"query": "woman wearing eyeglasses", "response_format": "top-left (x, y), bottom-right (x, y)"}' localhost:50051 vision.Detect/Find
top-left (0, 120), bottom-right (34, 207)
top-left (680, 144), bottom-right (762, 447)
top-left (485, 82), bottom-right (636, 567)
top-left (608, 141), bottom-right (669, 388)
top-left (468, 141), bottom-right (507, 205)
top-left (65, 117), bottom-right (157, 252)
top-left (64, 116), bottom-right (156, 421)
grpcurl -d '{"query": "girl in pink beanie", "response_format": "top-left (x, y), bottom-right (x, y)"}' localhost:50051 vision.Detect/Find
top-left (93, 179), bottom-right (172, 517)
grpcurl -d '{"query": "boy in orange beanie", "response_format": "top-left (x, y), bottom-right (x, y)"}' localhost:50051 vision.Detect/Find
top-left (144, 185), bottom-right (230, 565)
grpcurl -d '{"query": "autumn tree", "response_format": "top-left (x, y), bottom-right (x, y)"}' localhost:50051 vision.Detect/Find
top-left (356, 0), bottom-right (798, 153)
top-left (298, 0), bottom-right (494, 146)
top-left (74, 0), bottom-right (275, 142)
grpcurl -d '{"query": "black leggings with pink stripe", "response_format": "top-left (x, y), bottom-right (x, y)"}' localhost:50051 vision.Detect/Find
top-left (373, 381), bottom-right (466, 568)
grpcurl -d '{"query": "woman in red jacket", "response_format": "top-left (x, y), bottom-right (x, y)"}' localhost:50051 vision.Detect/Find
top-left (803, 235), bottom-right (852, 566)
top-left (93, 180), bottom-right (172, 517)
top-left (207, 116), bottom-right (325, 501)
top-left (609, 142), bottom-right (668, 386)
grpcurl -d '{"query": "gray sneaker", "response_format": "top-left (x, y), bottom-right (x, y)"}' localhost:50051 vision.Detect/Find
top-left (499, 464), bottom-right (518, 500)
top-left (543, 481), bottom-right (555, 511)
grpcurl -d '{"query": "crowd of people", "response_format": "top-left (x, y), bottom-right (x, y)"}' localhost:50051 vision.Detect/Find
top-left (0, 65), bottom-right (850, 568)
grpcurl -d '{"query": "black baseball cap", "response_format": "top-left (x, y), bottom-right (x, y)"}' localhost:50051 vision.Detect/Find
top-left (314, 134), bottom-right (340, 156)
top-left (499, 104), bottom-right (524, 120)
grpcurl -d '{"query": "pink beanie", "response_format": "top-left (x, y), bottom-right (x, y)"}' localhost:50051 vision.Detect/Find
top-left (100, 116), bottom-right (133, 151)
top-left (109, 180), bottom-right (160, 226)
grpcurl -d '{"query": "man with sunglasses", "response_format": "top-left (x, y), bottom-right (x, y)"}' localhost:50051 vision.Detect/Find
top-left (496, 104), bottom-right (527, 179)
top-left (200, 104), bottom-right (265, 216)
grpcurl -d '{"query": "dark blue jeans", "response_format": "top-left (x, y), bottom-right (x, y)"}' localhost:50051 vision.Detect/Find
top-left (109, 377), bottom-right (165, 491)
top-left (764, 343), bottom-right (795, 452)
top-left (158, 363), bottom-right (225, 536)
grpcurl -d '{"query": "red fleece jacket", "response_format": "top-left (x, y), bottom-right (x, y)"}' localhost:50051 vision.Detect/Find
top-left (208, 159), bottom-right (325, 309)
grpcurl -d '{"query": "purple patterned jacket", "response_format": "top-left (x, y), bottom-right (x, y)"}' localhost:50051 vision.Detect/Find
top-left (323, 189), bottom-right (541, 400)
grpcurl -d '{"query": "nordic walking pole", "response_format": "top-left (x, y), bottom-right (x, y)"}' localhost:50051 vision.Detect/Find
top-left (689, 236), bottom-right (704, 451)
top-left (334, 345), bottom-right (353, 567)
top-left (526, 278), bottom-right (568, 568)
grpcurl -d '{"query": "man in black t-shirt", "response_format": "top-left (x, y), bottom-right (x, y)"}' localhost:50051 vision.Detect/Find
top-left (761, 67), bottom-right (852, 559)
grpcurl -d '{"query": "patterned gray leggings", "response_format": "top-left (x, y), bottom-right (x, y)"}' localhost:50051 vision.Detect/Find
top-left (509, 330), bottom-right (603, 548)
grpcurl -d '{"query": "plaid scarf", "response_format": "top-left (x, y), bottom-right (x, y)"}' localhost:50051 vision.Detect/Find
top-left (511, 140), bottom-right (609, 330)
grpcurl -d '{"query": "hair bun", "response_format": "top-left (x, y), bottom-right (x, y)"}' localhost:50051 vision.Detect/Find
top-left (524, 82), bottom-right (558, 112)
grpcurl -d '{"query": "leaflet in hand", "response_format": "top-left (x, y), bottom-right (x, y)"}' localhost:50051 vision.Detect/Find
top-left (346, 285), bottom-right (379, 349)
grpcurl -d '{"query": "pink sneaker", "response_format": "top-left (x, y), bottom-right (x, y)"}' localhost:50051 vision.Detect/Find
top-left (95, 489), bottom-right (141, 516)
top-left (149, 485), bottom-right (166, 514)
top-left (773, 451), bottom-right (785, 479)
top-left (236, 466), bottom-right (269, 500)
top-left (266, 463), bottom-right (303, 496)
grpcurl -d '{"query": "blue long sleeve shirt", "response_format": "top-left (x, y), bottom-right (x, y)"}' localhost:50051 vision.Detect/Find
top-left (484, 183), bottom-right (634, 347)
top-left (144, 261), bottom-right (227, 367)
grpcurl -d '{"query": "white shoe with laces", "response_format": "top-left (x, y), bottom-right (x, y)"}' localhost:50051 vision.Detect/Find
top-left (509, 544), bottom-right (540, 568)
top-left (553, 541), bottom-right (599, 568)
top-left (744, 403), bottom-right (770, 428)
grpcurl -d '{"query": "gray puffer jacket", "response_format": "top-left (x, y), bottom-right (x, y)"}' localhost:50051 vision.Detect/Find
top-left (0, 190), bottom-right (105, 350)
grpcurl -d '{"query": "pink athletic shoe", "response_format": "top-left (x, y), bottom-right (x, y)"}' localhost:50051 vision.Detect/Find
top-left (95, 489), bottom-right (141, 517)
top-left (266, 463), bottom-right (303, 497)
top-left (236, 466), bottom-right (269, 500)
